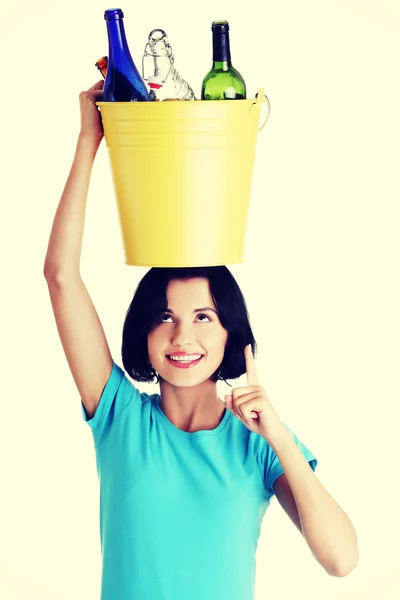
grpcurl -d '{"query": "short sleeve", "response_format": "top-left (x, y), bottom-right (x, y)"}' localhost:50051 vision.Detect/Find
top-left (81, 361), bottom-right (141, 448)
top-left (256, 423), bottom-right (318, 499)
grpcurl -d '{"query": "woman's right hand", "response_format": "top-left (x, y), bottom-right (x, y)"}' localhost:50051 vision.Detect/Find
top-left (79, 80), bottom-right (105, 139)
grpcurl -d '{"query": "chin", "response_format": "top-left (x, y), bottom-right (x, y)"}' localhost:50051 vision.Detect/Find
top-left (158, 370), bottom-right (216, 388)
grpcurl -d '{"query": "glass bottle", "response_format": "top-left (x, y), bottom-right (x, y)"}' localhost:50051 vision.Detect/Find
top-left (103, 8), bottom-right (149, 102)
top-left (95, 54), bottom-right (160, 100)
top-left (95, 56), bottom-right (108, 79)
top-left (142, 29), bottom-right (196, 101)
top-left (201, 20), bottom-right (246, 100)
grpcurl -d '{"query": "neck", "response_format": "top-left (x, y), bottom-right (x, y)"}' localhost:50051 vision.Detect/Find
top-left (107, 19), bottom-right (128, 57)
top-left (212, 59), bottom-right (231, 70)
top-left (213, 31), bottom-right (231, 63)
top-left (158, 378), bottom-right (226, 433)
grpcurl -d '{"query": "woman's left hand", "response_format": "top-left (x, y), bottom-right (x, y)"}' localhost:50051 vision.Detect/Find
top-left (223, 345), bottom-right (285, 441)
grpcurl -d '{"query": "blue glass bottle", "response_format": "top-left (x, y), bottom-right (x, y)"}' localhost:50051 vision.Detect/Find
top-left (103, 8), bottom-right (149, 102)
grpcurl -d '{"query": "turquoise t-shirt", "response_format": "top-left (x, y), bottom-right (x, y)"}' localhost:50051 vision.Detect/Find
top-left (82, 362), bottom-right (317, 600)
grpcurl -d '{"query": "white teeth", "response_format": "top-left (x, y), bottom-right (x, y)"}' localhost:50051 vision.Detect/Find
top-left (168, 354), bottom-right (202, 362)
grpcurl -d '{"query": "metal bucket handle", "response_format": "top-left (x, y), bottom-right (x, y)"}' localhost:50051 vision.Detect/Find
top-left (250, 88), bottom-right (271, 131)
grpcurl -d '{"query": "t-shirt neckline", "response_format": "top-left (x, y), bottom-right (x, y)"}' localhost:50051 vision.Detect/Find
top-left (154, 393), bottom-right (233, 440)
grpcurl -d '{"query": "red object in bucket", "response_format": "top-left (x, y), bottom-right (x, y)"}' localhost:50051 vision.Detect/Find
top-left (148, 76), bottom-right (163, 89)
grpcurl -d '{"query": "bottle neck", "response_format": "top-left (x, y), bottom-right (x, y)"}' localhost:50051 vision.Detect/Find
top-left (212, 31), bottom-right (232, 67)
top-left (106, 18), bottom-right (130, 59)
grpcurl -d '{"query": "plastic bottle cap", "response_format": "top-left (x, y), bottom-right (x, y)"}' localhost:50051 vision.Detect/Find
top-left (148, 76), bottom-right (163, 89)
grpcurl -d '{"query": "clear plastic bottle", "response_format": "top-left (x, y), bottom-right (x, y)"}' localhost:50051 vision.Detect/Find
top-left (142, 29), bottom-right (196, 101)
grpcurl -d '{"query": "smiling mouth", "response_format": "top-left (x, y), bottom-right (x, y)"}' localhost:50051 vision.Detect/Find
top-left (166, 355), bottom-right (204, 369)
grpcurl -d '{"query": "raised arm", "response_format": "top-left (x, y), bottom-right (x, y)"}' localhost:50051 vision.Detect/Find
top-left (43, 81), bottom-right (113, 419)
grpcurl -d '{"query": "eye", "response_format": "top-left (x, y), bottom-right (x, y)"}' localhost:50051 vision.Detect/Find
top-left (159, 313), bottom-right (173, 323)
top-left (196, 313), bottom-right (211, 322)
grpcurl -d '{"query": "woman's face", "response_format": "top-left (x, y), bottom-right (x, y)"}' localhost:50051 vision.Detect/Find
top-left (147, 277), bottom-right (228, 387)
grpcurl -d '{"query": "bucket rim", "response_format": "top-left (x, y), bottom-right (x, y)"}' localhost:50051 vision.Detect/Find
top-left (96, 97), bottom-right (260, 106)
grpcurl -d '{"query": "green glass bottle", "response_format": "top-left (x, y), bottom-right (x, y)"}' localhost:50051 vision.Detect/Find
top-left (201, 20), bottom-right (246, 100)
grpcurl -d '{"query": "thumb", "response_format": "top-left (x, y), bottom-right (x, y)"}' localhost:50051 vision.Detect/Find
top-left (224, 394), bottom-right (233, 410)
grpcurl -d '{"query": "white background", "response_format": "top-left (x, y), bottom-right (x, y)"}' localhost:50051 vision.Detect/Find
top-left (1, 0), bottom-right (399, 598)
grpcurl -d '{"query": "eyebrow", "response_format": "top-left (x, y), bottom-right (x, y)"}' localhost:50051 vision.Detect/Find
top-left (164, 307), bottom-right (218, 315)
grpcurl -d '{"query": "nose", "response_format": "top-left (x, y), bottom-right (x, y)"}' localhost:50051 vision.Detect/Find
top-left (171, 321), bottom-right (194, 347)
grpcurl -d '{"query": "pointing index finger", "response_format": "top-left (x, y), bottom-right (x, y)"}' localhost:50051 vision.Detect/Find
top-left (245, 344), bottom-right (259, 386)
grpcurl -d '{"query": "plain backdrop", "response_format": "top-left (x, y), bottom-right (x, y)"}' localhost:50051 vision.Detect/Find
top-left (1, 0), bottom-right (399, 599)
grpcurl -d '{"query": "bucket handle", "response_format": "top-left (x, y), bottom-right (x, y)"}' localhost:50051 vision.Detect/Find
top-left (251, 88), bottom-right (271, 131)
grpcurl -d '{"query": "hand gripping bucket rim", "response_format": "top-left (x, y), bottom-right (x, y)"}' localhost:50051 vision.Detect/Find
top-left (96, 88), bottom-right (270, 267)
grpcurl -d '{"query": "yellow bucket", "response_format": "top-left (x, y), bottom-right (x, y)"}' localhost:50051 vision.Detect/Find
top-left (96, 88), bottom-right (270, 267)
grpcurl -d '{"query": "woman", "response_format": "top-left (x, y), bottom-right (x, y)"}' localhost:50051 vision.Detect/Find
top-left (43, 81), bottom-right (358, 600)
